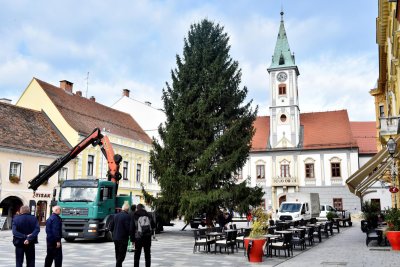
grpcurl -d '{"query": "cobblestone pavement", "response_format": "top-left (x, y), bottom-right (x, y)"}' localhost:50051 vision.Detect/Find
top-left (0, 220), bottom-right (399, 267)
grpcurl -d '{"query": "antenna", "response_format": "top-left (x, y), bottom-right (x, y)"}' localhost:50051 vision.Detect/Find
top-left (85, 72), bottom-right (90, 98)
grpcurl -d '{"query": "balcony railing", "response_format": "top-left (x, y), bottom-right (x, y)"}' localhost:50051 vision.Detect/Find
top-left (272, 176), bottom-right (298, 186)
top-left (379, 116), bottom-right (400, 136)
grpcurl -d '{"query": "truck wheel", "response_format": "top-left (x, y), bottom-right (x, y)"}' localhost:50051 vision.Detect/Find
top-left (104, 230), bottom-right (113, 242)
top-left (64, 237), bottom-right (75, 242)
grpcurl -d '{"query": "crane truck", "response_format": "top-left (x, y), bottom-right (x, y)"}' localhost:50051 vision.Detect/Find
top-left (28, 128), bottom-right (130, 241)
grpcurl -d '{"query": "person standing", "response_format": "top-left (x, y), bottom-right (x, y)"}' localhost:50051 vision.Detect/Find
top-left (12, 205), bottom-right (40, 267)
top-left (133, 204), bottom-right (155, 267)
top-left (109, 203), bottom-right (132, 267)
top-left (44, 206), bottom-right (63, 267)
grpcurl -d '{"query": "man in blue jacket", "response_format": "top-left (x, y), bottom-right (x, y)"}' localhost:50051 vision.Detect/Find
top-left (12, 205), bottom-right (40, 267)
top-left (110, 203), bottom-right (133, 267)
top-left (44, 206), bottom-right (62, 267)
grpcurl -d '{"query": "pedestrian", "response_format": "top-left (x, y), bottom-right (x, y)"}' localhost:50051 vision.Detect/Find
top-left (44, 205), bottom-right (63, 267)
top-left (246, 210), bottom-right (252, 227)
top-left (109, 203), bottom-right (132, 267)
top-left (12, 205), bottom-right (40, 267)
top-left (133, 204), bottom-right (155, 267)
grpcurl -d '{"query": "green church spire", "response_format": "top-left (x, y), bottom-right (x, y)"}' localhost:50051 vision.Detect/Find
top-left (268, 11), bottom-right (297, 71)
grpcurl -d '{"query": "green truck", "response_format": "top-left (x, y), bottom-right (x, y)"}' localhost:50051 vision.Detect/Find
top-left (28, 128), bottom-right (130, 241)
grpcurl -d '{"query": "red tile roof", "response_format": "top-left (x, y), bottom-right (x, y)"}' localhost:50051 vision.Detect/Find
top-left (252, 116), bottom-right (270, 151)
top-left (350, 122), bottom-right (378, 154)
top-left (0, 102), bottom-right (70, 155)
top-left (35, 78), bottom-right (152, 144)
top-left (251, 110), bottom-right (364, 151)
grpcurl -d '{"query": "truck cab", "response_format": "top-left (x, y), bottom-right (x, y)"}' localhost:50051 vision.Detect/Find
top-left (59, 179), bottom-right (130, 241)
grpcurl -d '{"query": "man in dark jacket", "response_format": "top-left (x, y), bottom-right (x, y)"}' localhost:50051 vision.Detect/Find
top-left (133, 204), bottom-right (155, 267)
top-left (110, 203), bottom-right (132, 267)
top-left (45, 205), bottom-right (63, 267)
top-left (12, 205), bottom-right (40, 267)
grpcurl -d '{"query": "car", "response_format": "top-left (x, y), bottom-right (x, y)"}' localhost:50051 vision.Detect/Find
top-left (190, 214), bottom-right (206, 229)
top-left (320, 204), bottom-right (337, 218)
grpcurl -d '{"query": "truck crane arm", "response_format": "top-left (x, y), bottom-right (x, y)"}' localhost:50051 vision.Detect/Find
top-left (28, 128), bottom-right (122, 191)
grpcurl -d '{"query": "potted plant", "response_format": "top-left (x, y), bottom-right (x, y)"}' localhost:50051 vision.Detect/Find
top-left (326, 211), bottom-right (338, 221)
top-left (361, 201), bottom-right (380, 229)
top-left (9, 175), bottom-right (20, 184)
top-left (384, 207), bottom-right (400, 250)
top-left (244, 208), bottom-right (269, 262)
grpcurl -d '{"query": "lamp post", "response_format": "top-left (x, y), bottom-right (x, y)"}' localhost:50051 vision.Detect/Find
top-left (387, 137), bottom-right (398, 209)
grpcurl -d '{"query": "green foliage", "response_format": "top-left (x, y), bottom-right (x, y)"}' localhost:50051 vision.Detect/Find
top-left (326, 211), bottom-right (338, 221)
top-left (147, 19), bottom-right (261, 225)
top-left (249, 208), bottom-right (269, 238)
top-left (361, 201), bottom-right (380, 228)
top-left (384, 208), bottom-right (400, 231)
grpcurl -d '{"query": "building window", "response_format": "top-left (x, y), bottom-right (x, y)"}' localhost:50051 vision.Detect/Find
top-left (333, 198), bottom-right (343, 211)
top-left (9, 162), bottom-right (22, 183)
top-left (278, 84), bottom-right (286, 95)
top-left (305, 163), bottom-right (314, 178)
top-left (331, 163), bottom-right (341, 177)
top-left (379, 105), bottom-right (384, 117)
top-left (136, 164), bottom-right (142, 182)
top-left (256, 165), bottom-right (265, 179)
top-left (280, 114), bottom-right (287, 123)
top-left (148, 166), bottom-right (153, 183)
top-left (87, 155), bottom-right (94, 176)
top-left (123, 161), bottom-right (129, 180)
top-left (58, 167), bottom-right (68, 183)
top-left (280, 164), bottom-right (290, 177)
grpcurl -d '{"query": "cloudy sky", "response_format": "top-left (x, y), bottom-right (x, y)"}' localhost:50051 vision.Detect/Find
top-left (0, 0), bottom-right (378, 121)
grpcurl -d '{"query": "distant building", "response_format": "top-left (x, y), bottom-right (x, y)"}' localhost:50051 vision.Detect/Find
top-left (242, 12), bottom-right (381, 213)
top-left (16, 78), bottom-right (160, 204)
top-left (111, 89), bottom-right (166, 142)
top-left (0, 102), bottom-right (73, 228)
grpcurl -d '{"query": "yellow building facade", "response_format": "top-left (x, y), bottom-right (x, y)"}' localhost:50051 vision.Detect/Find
top-left (16, 78), bottom-right (159, 204)
top-left (370, 0), bottom-right (400, 208)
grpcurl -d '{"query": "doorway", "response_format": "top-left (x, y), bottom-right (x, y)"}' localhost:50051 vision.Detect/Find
top-left (36, 201), bottom-right (48, 226)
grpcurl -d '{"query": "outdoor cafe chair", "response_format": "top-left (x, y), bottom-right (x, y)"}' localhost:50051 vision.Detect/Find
top-left (291, 229), bottom-right (306, 250)
top-left (269, 232), bottom-right (293, 257)
top-left (312, 224), bottom-right (322, 242)
top-left (193, 229), bottom-right (213, 253)
top-left (306, 226), bottom-right (315, 246)
top-left (215, 230), bottom-right (236, 254)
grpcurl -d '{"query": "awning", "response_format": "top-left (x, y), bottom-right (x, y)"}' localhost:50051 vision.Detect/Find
top-left (346, 135), bottom-right (400, 197)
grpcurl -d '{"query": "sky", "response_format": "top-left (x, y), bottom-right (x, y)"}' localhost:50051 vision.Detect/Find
top-left (0, 0), bottom-right (378, 121)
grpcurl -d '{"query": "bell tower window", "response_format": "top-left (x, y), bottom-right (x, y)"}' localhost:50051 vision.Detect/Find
top-left (278, 84), bottom-right (286, 95)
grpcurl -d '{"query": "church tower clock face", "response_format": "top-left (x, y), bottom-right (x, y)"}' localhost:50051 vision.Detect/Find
top-left (277, 72), bottom-right (287, 82)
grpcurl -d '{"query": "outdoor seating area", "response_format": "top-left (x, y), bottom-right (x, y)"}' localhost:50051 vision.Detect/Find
top-left (192, 219), bottom-right (348, 261)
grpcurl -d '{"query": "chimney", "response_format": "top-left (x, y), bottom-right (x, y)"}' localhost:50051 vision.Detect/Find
top-left (90, 96), bottom-right (96, 102)
top-left (122, 89), bottom-right (130, 97)
top-left (145, 101), bottom-right (152, 106)
top-left (60, 80), bottom-right (73, 93)
top-left (76, 91), bottom-right (82, 97)
top-left (0, 98), bottom-right (12, 104)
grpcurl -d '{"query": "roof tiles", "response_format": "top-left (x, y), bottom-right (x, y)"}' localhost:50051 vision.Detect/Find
top-left (35, 78), bottom-right (152, 144)
top-left (0, 102), bottom-right (70, 155)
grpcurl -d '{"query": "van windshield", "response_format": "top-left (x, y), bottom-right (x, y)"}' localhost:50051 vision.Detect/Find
top-left (280, 203), bottom-right (302, 212)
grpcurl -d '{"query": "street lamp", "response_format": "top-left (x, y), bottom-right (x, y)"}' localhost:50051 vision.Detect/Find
top-left (387, 137), bottom-right (399, 208)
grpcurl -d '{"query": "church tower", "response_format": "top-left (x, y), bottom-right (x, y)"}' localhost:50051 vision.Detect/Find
top-left (267, 12), bottom-right (301, 149)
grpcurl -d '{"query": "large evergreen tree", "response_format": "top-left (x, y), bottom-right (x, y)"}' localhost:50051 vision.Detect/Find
top-left (148, 19), bottom-right (263, 225)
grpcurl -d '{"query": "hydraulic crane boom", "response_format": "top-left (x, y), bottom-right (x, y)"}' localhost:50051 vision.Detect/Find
top-left (28, 128), bottom-right (122, 191)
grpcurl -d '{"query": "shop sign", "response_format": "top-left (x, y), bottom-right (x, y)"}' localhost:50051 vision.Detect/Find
top-left (33, 192), bottom-right (51, 198)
